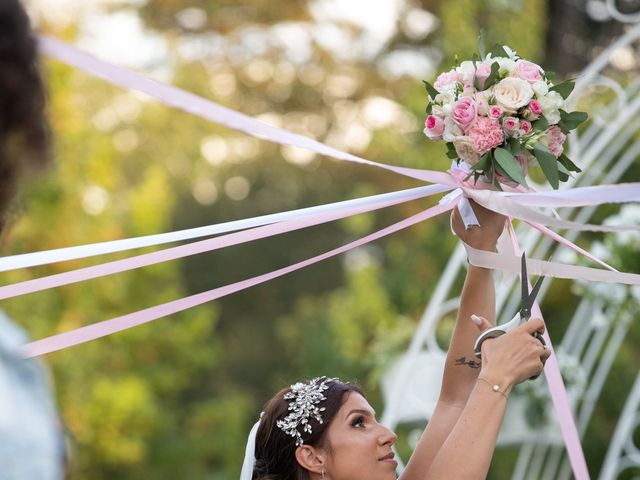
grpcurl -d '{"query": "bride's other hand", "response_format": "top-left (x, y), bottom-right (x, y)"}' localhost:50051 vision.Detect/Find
top-left (473, 316), bottom-right (550, 390)
top-left (450, 199), bottom-right (506, 252)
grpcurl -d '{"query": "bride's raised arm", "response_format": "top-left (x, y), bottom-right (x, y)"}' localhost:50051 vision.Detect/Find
top-left (400, 200), bottom-right (550, 480)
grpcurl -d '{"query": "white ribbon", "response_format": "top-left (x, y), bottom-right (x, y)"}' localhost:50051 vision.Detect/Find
top-left (240, 419), bottom-right (261, 480)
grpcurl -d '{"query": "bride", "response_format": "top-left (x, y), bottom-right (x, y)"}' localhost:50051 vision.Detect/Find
top-left (241, 201), bottom-right (550, 480)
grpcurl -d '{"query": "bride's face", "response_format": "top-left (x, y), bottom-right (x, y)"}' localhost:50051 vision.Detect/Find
top-left (322, 392), bottom-right (398, 480)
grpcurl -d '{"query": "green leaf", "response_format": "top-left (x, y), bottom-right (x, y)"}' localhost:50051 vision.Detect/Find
top-left (559, 109), bottom-right (588, 130)
top-left (477, 30), bottom-right (486, 59)
top-left (532, 115), bottom-right (549, 131)
top-left (422, 80), bottom-right (439, 99)
top-left (425, 102), bottom-right (433, 115)
top-left (470, 152), bottom-right (491, 172)
top-left (446, 142), bottom-right (458, 160)
top-left (545, 71), bottom-right (557, 81)
top-left (531, 115), bottom-right (549, 132)
top-left (550, 80), bottom-right (576, 99)
top-left (559, 153), bottom-right (582, 173)
top-left (507, 137), bottom-right (522, 155)
top-left (481, 62), bottom-right (500, 90)
top-left (489, 44), bottom-right (509, 58)
top-left (494, 147), bottom-right (528, 186)
top-left (533, 142), bottom-right (559, 189)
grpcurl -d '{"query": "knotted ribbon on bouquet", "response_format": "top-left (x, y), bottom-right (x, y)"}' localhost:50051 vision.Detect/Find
top-left (13, 36), bottom-right (640, 479)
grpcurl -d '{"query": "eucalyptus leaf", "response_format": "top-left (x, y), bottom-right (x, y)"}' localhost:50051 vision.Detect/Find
top-left (533, 142), bottom-right (559, 189)
top-left (422, 80), bottom-right (439, 100)
top-left (494, 147), bottom-right (528, 186)
top-left (489, 44), bottom-right (509, 58)
top-left (559, 153), bottom-right (582, 173)
top-left (471, 152), bottom-right (490, 172)
top-left (550, 80), bottom-right (575, 99)
top-left (482, 62), bottom-right (500, 90)
top-left (532, 115), bottom-right (549, 131)
top-left (507, 137), bottom-right (522, 155)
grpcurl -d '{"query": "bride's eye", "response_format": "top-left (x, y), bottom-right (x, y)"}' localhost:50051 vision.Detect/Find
top-left (351, 416), bottom-right (365, 428)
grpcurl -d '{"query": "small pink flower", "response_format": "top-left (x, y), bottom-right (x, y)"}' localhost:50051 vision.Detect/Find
top-left (423, 115), bottom-right (445, 140)
top-left (514, 60), bottom-right (543, 83)
top-left (502, 116), bottom-right (519, 131)
top-left (547, 125), bottom-right (566, 157)
top-left (488, 105), bottom-right (502, 119)
top-left (520, 120), bottom-right (532, 134)
top-left (452, 97), bottom-right (477, 130)
top-left (467, 117), bottom-right (504, 154)
top-left (529, 100), bottom-right (542, 116)
top-left (434, 70), bottom-right (460, 91)
top-left (475, 63), bottom-right (492, 88)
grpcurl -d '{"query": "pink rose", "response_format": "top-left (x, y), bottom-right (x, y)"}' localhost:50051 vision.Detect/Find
top-left (434, 70), bottom-right (460, 91)
top-left (529, 100), bottom-right (543, 116)
top-left (467, 117), bottom-right (504, 154)
top-left (502, 116), bottom-right (519, 131)
top-left (488, 105), bottom-right (502, 119)
top-left (423, 115), bottom-right (445, 140)
top-left (547, 125), bottom-right (566, 157)
top-left (514, 60), bottom-right (543, 83)
top-left (475, 63), bottom-right (492, 88)
top-left (520, 120), bottom-right (532, 134)
top-left (452, 97), bottom-right (477, 130)
top-left (496, 154), bottom-right (529, 186)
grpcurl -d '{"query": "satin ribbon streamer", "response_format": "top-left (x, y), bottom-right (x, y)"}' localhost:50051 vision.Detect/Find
top-left (28, 36), bottom-right (640, 480)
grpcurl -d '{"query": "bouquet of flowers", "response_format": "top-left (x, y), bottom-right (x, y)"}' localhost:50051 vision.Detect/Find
top-left (423, 44), bottom-right (587, 189)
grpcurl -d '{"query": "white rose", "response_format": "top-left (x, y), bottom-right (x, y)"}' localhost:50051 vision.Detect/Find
top-left (545, 110), bottom-right (561, 124)
top-left (532, 80), bottom-right (549, 97)
top-left (457, 61), bottom-right (476, 84)
top-left (443, 117), bottom-right (463, 142)
top-left (496, 58), bottom-right (516, 75)
top-left (539, 91), bottom-right (564, 123)
top-left (434, 91), bottom-right (455, 105)
top-left (442, 103), bottom-right (453, 115)
top-left (493, 77), bottom-right (534, 113)
top-left (431, 104), bottom-right (444, 117)
top-left (547, 90), bottom-right (564, 108)
top-left (453, 136), bottom-right (481, 166)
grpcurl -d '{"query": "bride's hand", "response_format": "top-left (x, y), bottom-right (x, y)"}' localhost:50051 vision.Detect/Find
top-left (472, 315), bottom-right (550, 388)
top-left (450, 199), bottom-right (506, 252)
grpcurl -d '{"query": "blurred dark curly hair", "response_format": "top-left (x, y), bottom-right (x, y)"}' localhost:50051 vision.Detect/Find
top-left (0, 0), bottom-right (49, 231)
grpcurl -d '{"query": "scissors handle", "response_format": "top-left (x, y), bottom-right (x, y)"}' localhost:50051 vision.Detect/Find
top-left (473, 314), bottom-right (547, 381)
top-left (473, 313), bottom-right (525, 357)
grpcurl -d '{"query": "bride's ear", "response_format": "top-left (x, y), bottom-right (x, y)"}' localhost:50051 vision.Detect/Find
top-left (295, 445), bottom-right (326, 475)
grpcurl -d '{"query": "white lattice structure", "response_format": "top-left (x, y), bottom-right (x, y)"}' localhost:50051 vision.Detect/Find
top-left (381, 4), bottom-right (640, 478)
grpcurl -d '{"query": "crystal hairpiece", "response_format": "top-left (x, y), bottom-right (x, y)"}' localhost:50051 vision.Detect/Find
top-left (276, 377), bottom-right (338, 446)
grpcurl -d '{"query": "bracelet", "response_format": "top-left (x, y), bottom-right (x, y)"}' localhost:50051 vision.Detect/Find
top-left (477, 376), bottom-right (509, 399)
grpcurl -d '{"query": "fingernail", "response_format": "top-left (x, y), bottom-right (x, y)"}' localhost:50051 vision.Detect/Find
top-left (470, 314), bottom-right (483, 326)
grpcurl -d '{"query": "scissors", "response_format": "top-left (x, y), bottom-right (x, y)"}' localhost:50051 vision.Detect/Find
top-left (473, 252), bottom-right (546, 359)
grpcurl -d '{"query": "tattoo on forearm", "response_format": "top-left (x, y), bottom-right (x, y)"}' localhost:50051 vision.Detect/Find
top-left (454, 356), bottom-right (482, 369)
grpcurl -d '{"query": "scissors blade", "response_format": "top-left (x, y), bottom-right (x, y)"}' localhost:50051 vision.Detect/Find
top-left (523, 274), bottom-right (545, 317)
top-left (520, 253), bottom-right (528, 314)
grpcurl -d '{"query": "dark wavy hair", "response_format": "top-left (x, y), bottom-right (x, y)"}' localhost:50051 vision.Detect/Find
top-left (0, 0), bottom-right (49, 232)
top-left (253, 377), bottom-right (364, 480)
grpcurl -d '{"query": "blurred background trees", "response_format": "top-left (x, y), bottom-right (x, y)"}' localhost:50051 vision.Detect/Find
top-left (8, 0), bottom-right (639, 477)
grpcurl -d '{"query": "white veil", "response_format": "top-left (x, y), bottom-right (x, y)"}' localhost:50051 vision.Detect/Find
top-left (239, 418), bottom-right (261, 480)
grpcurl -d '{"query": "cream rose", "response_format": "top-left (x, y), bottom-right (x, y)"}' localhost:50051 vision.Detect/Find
top-left (453, 136), bottom-right (481, 166)
top-left (493, 77), bottom-right (534, 113)
top-left (539, 91), bottom-right (564, 124)
top-left (443, 117), bottom-right (463, 142)
top-left (532, 80), bottom-right (549, 97)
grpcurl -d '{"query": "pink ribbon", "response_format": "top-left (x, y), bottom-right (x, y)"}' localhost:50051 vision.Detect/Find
top-left (21, 200), bottom-right (458, 357)
top-left (32, 36), bottom-right (640, 480)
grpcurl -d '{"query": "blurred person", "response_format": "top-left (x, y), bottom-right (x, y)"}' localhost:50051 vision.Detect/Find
top-left (0, 0), bottom-right (64, 478)
top-left (241, 202), bottom-right (550, 480)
